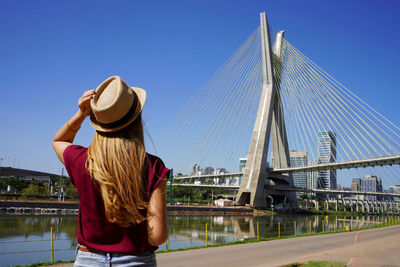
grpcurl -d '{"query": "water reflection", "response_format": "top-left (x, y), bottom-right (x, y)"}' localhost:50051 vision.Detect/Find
top-left (161, 214), bottom-right (392, 251)
top-left (0, 214), bottom-right (78, 267)
top-left (0, 214), bottom-right (393, 266)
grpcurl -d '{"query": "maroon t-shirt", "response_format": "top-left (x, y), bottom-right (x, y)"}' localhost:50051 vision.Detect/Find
top-left (63, 145), bottom-right (170, 254)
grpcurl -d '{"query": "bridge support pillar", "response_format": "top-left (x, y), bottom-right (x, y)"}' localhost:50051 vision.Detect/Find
top-left (235, 13), bottom-right (296, 208)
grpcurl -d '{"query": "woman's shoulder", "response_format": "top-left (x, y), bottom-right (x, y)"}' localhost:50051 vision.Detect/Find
top-left (65, 144), bottom-right (88, 153)
top-left (146, 153), bottom-right (165, 165)
top-left (146, 153), bottom-right (169, 175)
top-left (63, 145), bottom-right (89, 168)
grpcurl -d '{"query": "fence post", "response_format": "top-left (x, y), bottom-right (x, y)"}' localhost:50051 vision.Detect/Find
top-left (278, 222), bottom-right (280, 238)
top-left (257, 222), bottom-right (259, 241)
top-left (205, 223), bottom-right (208, 247)
top-left (309, 220), bottom-right (311, 234)
top-left (294, 221), bottom-right (296, 236)
top-left (50, 227), bottom-right (54, 264)
top-left (322, 222), bottom-right (324, 233)
top-left (234, 222), bottom-right (237, 242)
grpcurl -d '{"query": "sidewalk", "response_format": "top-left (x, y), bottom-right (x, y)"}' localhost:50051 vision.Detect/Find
top-left (157, 225), bottom-right (400, 267)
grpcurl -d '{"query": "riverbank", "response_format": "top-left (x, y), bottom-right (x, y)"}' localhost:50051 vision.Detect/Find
top-left (0, 200), bottom-right (255, 215)
top-left (2, 200), bottom-right (398, 216)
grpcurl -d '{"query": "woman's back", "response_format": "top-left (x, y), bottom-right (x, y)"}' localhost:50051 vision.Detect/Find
top-left (64, 145), bottom-right (169, 254)
top-left (52, 76), bottom-right (169, 266)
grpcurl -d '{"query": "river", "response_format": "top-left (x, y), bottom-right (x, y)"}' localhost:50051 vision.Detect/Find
top-left (0, 213), bottom-right (392, 266)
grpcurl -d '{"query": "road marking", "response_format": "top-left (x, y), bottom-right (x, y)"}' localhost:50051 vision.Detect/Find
top-left (347, 230), bottom-right (365, 265)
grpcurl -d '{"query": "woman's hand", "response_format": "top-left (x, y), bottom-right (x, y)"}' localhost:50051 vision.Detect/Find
top-left (78, 89), bottom-right (96, 117)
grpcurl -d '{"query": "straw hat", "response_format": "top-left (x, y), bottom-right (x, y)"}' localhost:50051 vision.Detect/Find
top-left (90, 76), bottom-right (146, 133)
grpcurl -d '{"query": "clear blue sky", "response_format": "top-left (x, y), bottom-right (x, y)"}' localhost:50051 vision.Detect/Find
top-left (0, 0), bottom-right (399, 176)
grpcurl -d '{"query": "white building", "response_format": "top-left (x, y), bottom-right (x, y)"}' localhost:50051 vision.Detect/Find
top-left (360, 174), bottom-right (382, 201)
top-left (385, 185), bottom-right (400, 201)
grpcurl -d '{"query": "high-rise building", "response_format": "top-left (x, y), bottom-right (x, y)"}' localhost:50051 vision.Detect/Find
top-left (200, 166), bottom-right (214, 175)
top-left (317, 131), bottom-right (337, 190)
top-left (238, 158), bottom-right (247, 185)
top-left (360, 174), bottom-right (382, 201)
top-left (289, 150), bottom-right (308, 189)
top-left (307, 170), bottom-right (318, 190)
top-left (351, 178), bottom-right (361, 192)
top-left (351, 178), bottom-right (361, 198)
top-left (306, 161), bottom-right (318, 190)
top-left (239, 158), bottom-right (247, 172)
top-left (190, 164), bottom-right (199, 175)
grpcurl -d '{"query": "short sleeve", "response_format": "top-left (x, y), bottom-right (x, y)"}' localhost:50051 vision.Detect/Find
top-left (147, 154), bottom-right (170, 194)
top-left (63, 145), bottom-right (88, 186)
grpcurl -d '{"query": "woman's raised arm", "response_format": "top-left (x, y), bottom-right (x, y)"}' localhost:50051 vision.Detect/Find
top-left (52, 89), bottom-right (95, 164)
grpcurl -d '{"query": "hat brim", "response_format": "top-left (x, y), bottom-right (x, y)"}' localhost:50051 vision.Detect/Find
top-left (90, 86), bottom-right (146, 133)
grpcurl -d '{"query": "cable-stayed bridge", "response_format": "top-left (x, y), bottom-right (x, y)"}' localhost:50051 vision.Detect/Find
top-left (155, 12), bottom-right (400, 208)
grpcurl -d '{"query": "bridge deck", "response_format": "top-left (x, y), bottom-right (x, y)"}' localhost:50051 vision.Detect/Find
top-left (271, 155), bottom-right (400, 173)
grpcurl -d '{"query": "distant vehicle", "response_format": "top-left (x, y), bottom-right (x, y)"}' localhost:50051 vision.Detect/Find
top-left (176, 202), bottom-right (182, 205)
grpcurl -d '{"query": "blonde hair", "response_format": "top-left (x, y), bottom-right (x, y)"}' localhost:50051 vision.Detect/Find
top-left (86, 115), bottom-right (148, 227)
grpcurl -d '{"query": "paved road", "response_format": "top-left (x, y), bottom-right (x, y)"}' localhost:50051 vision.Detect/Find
top-left (157, 225), bottom-right (400, 267)
top-left (48, 225), bottom-right (400, 267)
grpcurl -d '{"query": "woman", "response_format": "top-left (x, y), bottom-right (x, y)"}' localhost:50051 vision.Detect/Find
top-left (53, 76), bottom-right (169, 266)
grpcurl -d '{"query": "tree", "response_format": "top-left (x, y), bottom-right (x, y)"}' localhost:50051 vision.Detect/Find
top-left (22, 184), bottom-right (48, 197)
top-left (65, 184), bottom-right (79, 200)
top-left (0, 177), bottom-right (28, 192)
top-left (300, 193), bottom-right (309, 201)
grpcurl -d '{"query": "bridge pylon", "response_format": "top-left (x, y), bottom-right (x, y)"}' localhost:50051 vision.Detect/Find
top-left (235, 12), bottom-right (297, 208)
